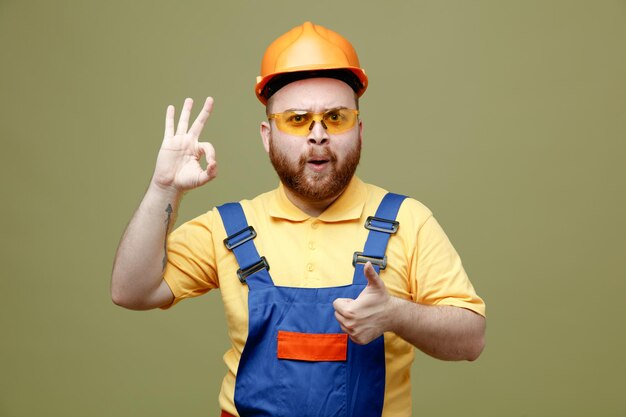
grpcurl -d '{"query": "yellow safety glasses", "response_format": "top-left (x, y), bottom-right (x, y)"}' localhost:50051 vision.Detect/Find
top-left (268, 108), bottom-right (359, 136)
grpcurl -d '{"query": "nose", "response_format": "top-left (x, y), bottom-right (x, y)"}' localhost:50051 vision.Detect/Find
top-left (307, 119), bottom-right (329, 145)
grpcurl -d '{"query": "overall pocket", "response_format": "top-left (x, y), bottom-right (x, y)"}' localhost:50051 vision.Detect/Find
top-left (276, 330), bottom-right (348, 417)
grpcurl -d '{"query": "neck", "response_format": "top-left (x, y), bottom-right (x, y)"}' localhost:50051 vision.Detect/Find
top-left (282, 186), bottom-right (342, 218)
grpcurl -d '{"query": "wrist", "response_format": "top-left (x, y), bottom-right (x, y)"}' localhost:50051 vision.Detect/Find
top-left (139, 180), bottom-right (184, 218)
top-left (149, 178), bottom-right (185, 200)
top-left (385, 295), bottom-right (404, 334)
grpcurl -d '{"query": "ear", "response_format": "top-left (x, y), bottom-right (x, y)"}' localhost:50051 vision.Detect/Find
top-left (358, 118), bottom-right (363, 145)
top-left (260, 121), bottom-right (271, 153)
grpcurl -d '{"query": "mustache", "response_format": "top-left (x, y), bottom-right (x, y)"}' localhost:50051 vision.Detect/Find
top-left (301, 148), bottom-right (338, 163)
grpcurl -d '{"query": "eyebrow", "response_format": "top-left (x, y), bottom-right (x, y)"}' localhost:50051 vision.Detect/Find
top-left (281, 106), bottom-right (349, 113)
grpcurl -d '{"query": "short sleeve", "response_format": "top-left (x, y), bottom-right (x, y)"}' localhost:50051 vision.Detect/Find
top-left (412, 216), bottom-right (485, 317)
top-left (160, 210), bottom-right (219, 309)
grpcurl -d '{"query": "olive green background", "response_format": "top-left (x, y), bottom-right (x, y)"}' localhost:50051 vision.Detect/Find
top-left (1, 0), bottom-right (625, 416)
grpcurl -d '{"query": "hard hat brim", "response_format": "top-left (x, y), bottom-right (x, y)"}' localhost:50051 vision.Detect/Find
top-left (256, 66), bottom-right (368, 105)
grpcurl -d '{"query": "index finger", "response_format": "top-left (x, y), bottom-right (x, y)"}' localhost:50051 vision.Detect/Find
top-left (188, 97), bottom-right (214, 137)
top-left (332, 298), bottom-right (354, 316)
top-left (164, 104), bottom-right (175, 138)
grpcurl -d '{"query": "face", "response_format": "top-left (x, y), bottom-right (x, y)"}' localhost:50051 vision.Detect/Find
top-left (260, 78), bottom-right (363, 202)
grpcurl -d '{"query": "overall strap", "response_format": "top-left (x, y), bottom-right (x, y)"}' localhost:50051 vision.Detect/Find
top-left (352, 193), bottom-right (407, 285)
top-left (217, 202), bottom-right (274, 289)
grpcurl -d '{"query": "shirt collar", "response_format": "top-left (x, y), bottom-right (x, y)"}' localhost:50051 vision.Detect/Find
top-left (269, 176), bottom-right (367, 222)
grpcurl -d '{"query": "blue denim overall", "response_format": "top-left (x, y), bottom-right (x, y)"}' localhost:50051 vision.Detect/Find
top-left (217, 193), bottom-right (406, 417)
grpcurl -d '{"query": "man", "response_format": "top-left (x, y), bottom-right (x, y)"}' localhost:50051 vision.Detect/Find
top-left (112, 22), bottom-right (485, 417)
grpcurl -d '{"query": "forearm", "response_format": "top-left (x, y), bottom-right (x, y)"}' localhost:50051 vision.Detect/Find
top-left (111, 97), bottom-right (216, 310)
top-left (111, 181), bottom-right (182, 309)
top-left (387, 298), bottom-right (486, 361)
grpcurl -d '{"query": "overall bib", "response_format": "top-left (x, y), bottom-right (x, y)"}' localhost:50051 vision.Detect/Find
top-left (218, 193), bottom-right (406, 417)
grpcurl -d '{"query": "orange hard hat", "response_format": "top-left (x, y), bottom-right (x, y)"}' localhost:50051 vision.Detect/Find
top-left (255, 22), bottom-right (368, 105)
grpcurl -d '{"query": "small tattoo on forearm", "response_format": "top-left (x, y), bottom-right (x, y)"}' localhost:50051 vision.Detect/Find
top-left (163, 203), bottom-right (173, 270)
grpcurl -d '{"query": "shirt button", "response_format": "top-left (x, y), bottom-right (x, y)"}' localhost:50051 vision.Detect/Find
top-left (307, 263), bottom-right (314, 272)
top-left (311, 221), bottom-right (319, 229)
top-left (308, 241), bottom-right (316, 250)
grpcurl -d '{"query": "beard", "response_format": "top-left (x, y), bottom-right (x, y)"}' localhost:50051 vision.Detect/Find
top-left (269, 138), bottom-right (361, 202)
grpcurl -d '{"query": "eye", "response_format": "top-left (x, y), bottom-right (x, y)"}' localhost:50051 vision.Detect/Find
top-left (324, 110), bottom-right (345, 124)
top-left (286, 112), bottom-right (310, 125)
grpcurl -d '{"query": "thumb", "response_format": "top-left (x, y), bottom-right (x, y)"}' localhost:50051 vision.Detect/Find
top-left (363, 261), bottom-right (384, 289)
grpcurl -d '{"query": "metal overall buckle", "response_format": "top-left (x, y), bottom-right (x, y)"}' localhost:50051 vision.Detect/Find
top-left (364, 216), bottom-right (399, 234)
top-left (237, 257), bottom-right (270, 283)
top-left (352, 252), bottom-right (387, 270)
top-left (224, 226), bottom-right (257, 250)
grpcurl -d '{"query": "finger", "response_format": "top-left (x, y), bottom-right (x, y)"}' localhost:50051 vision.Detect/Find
top-left (334, 312), bottom-right (354, 334)
top-left (334, 311), bottom-right (346, 326)
top-left (364, 261), bottom-right (384, 289)
top-left (207, 159), bottom-right (218, 180)
top-left (188, 97), bottom-right (214, 138)
top-left (349, 334), bottom-right (369, 345)
top-left (337, 321), bottom-right (351, 336)
top-left (164, 105), bottom-right (175, 139)
top-left (194, 159), bottom-right (217, 187)
top-left (332, 298), bottom-right (353, 316)
top-left (195, 165), bottom-right (213, 187)
top-left (197, 142), bottom-right (217, 181)
top-left (176, 98), bottom-right (193, 135)
top-left (197, 141), bottom-right (216, 163)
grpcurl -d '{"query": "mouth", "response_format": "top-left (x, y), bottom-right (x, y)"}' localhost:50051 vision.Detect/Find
top-left (306, 158), bottom-right (331, 172)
